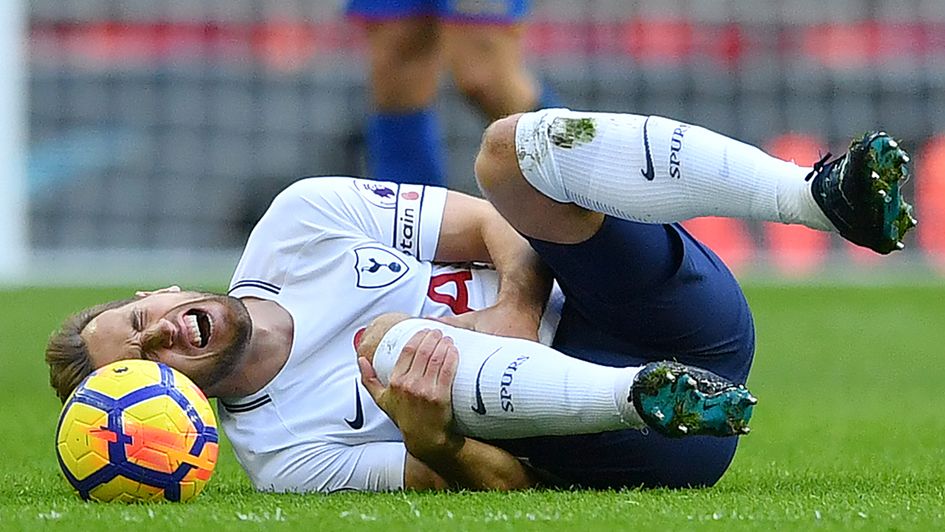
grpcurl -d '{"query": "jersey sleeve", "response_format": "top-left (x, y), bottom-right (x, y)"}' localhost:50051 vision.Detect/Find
top-left (230, 177), bottom-right (447, 298)
top-left (268, 177), bottom-right (447, 261)
top-left (246, 440), bottom-right (408, 493)
top-left (229, 176), bottom-right (447, 299)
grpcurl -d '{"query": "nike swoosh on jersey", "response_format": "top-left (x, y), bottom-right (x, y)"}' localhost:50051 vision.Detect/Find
top-left (345, 381), bottom-right (364, 430)
top-left (471, 349), bottom-right (501, 416)
top-left (641, 116), bottom-right (655, 181)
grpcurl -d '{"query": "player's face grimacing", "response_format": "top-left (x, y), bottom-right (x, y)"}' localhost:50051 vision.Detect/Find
top-left (81, 290), bottom-right (252, 392)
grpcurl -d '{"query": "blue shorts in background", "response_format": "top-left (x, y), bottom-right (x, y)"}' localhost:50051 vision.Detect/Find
top-left (346, 0), bottom-right (529, 23)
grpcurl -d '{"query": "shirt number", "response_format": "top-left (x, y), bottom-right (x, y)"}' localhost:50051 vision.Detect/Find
top-left (427, 271), bottom-right (473, 314)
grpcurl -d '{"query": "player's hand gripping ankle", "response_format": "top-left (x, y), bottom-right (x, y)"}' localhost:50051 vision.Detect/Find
top-left (359, 328), bottom-right (463, 460)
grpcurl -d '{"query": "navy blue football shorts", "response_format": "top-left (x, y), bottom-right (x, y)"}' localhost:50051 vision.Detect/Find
top-left (492, 217), bottom-right (756, 489)
top-left (346, 0), bottom-right (529, 24)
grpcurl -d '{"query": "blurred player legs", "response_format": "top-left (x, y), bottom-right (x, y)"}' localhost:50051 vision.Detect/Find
top-left (347, 0), bottom-right (560, 186)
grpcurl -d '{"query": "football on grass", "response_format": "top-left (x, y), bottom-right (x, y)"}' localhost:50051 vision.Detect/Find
top-left (55, 359), bottom-right (219, 502)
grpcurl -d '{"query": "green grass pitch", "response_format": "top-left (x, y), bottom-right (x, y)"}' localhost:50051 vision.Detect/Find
top-left (2, 285), bottom-right (944, 530)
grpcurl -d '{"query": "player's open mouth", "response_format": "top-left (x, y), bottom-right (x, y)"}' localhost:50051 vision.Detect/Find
top-left (183, 309), bottom-right (213, 348)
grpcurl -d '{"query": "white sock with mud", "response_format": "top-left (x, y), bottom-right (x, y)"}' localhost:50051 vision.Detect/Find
top-left (514, 109), bottom-right (833, 230)
top-left (372, 319), bottom-right (644, 439)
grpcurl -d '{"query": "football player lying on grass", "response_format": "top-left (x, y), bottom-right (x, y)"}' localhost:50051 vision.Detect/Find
top-left (47, 109), bottom-right (915, 492)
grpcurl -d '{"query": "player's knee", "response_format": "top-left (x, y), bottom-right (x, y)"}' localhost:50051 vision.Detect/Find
top-left (475, 113), bottom-right (524, 196)
top-left (452, 67), bottom-right (494, 109)
top-left (356, 312), bottom-right (412, 362)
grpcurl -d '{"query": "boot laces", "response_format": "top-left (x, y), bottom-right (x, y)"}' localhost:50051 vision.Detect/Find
top-left (804, 152), bottom-right (834, 182)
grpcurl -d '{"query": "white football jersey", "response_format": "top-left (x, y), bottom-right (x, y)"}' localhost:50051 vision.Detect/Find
top-left (219, 177), bottom-right (561, 493)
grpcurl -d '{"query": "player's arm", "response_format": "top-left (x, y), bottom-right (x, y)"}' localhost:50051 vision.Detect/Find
top-left (359, 322), bottom-right (537, 490)
top-left (404, 438), bottom-right (537, 491)
top-left (433, 191), bottom-right (552, 340)
top-left (268, 180), bottom-right (548, 340)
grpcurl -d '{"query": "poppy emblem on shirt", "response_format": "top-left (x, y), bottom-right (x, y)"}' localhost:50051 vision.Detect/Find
top-left (353, 246), bottom-right (409, 289)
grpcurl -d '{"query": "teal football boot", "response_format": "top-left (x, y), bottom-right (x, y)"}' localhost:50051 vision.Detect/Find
top-left (631, 361), bottom-right (756, 438)
top-left (807, 132), bottom-right (917, 254)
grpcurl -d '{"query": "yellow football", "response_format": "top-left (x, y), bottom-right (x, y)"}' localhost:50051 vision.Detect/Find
top-left (55, 359), bottom-right (218, 502)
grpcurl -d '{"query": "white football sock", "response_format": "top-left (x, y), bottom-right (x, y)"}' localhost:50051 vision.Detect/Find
top-left (372, 319), bottom-right (644, 440)
top-left (515, 109), bottom-right (833, 230)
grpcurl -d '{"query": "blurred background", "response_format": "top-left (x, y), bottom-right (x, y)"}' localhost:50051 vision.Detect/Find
top-left (5, 0), bottom-right (945, 286)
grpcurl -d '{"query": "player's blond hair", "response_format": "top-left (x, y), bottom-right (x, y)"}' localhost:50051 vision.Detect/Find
top-left (45, 298), bottom-right (135, 403)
